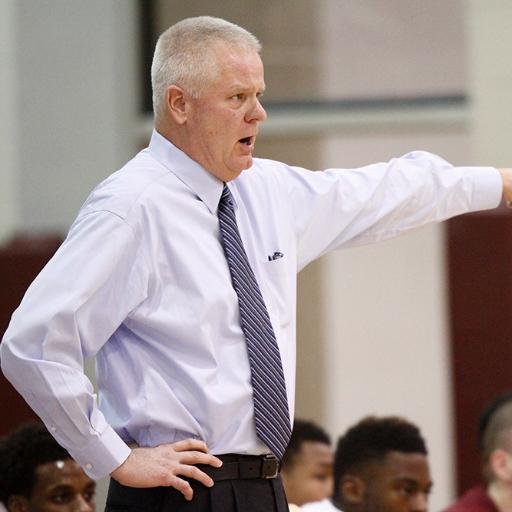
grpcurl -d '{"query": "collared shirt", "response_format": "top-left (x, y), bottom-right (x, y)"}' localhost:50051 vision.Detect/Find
top-left (0, 131), bottom-right (502, 480)
top-left (302, 499), bottom-right (341, 512)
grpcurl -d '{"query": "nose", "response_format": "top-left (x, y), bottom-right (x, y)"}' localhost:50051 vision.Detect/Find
top-left (246, 98), bottom-right (267, 123)
top-left (74, 495), bottom-right (94, 512)
top-left (410, 492), bottom-right (428, 512)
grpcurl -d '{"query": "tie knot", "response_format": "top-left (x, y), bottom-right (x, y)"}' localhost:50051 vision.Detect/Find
top-left (220, 184), bottom-right (234, 210)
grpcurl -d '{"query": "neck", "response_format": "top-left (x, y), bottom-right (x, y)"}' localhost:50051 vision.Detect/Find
top-left (488, 480), bottom-right (512, 512)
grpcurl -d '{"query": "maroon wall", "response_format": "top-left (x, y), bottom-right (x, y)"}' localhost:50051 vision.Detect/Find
top-left (0, 234), bottom-right (62, 436)
top-left (447, 210), bottom-right (512, 493)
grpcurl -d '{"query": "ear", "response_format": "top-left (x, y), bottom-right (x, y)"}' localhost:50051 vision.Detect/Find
top-left (7, 494), bottom-right (30, 512)
top-left (165, 85), bottom-right (188, 124)
top-left (489, 449), bottom-right (512, 482)
top-left (340, 475), bottom-right (366, 505)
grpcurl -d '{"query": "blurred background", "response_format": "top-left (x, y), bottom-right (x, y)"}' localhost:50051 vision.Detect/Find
top-left (1, 1), bottom-right (512, 510)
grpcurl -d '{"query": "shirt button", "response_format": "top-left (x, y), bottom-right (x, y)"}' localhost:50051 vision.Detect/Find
top-left (85, 463), bottom-right (92, 470)
top-left (51, 426), bottom-right (57, 432)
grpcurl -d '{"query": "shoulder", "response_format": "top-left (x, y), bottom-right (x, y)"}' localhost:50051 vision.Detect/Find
top-left (77, 149), bottom-right (175, 224)
top-left (444, 486), bottom-right (497, 512)
top-left (237, 157), bottom-right (318, 195)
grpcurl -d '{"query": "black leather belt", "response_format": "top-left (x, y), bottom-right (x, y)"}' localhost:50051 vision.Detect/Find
top-left (198, 454), bottom-right (280, 481)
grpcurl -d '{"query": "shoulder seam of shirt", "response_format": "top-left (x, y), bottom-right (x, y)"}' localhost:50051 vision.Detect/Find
top-left (122, 157), bottom-right (178, 220)
top-left (86, 162), bottom-right (174, 226)
top-left (77, 208), bottom-right (153, 281)
top-left (79, 209), bottom-right (137, 234)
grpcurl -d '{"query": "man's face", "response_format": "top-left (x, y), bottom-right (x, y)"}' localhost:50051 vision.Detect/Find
top-left (282, 441), bottom-right (334, 506)
top-left (182, 43), bottom-right (267, 182)
top-left (16, 459), bottom-right (96, 512)
top-left (359, 452), bottom-right (432, 512)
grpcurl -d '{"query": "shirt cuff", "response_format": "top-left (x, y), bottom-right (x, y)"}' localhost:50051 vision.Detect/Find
top-left (71, 425), bottom-right (131, 480)
top-left (462, 166), bottom-right (503, 211)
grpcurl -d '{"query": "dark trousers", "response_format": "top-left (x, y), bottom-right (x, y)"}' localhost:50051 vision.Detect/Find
top-left (105, 463), bottom-right (289, 512)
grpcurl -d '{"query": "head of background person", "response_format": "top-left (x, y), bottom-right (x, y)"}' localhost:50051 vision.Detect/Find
top-left (477, 391), bottom-right (512, 493)
top-left (281, 419), bottom-right (334, 506)
top-left (0, 422), bottom-right (96, 512)
top-left (333, 416), bottom-right (432, 512)
top-left (151, 16), bottom-right (267, 183)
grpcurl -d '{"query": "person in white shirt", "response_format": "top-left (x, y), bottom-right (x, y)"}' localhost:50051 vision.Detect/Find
top-left (303, 498), bottom-right (340, 512)
top-left (281, 420), bottom-right (334, 507)
top-left (1, 14), bottom-right (512, 512)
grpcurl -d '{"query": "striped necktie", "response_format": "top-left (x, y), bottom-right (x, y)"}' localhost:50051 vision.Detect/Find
top-left (217, 183), bottom-right (291, 459)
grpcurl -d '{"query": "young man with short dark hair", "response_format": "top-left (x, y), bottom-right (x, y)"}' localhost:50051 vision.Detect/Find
top-left (281, 419), bottom-right (333, 507)
top-left (304, 416), bottom-right (432, 512)
top-left (0, 423), bottom-right (96, 512)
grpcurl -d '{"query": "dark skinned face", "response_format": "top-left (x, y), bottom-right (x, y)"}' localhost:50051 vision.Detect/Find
top-left (8, 459), bottom-right (96, 512)
top-left (341, 451), bottom-right (432, 512)
top-left (282, 441), bottom-right (334, 506)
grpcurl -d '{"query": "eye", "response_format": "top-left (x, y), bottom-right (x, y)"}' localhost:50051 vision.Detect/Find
top-left (231, 93), bottom-right (244, 101)
top-left (407, 488), bottom-right (416, 496)
top-left (83, 489), bottom-right (96, 503)
top-left (398, 484), bottom-right (417, 497)
top-left (50, 491), bottom-right (73, 504)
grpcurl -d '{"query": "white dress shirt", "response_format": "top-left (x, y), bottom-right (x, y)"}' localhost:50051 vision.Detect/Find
top-left (302, 499), bottom-right (341, 511)
top-left (0, 130), bottom-right (502, 480)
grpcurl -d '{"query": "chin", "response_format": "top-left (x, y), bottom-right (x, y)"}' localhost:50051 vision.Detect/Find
top-left (241, 156), bottom-right (253, 170)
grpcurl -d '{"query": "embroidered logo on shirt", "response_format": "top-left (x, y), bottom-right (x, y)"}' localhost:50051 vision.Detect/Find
top-left (268, 251), bottom-right (284, 261)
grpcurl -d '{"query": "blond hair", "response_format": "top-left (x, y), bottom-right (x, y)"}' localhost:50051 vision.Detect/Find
top-left (151, 16), bottom-right (261, 119)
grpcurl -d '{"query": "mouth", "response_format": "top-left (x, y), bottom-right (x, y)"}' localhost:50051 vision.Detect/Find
top-left (238, 136), bottom-right (254, 146)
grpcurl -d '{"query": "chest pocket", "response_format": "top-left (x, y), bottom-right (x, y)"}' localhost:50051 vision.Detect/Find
top-left (259, 256), bottom-right (293, 329)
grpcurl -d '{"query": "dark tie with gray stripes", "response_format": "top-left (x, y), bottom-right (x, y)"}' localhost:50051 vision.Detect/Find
top-left (217, 183), bottom-right (291, 459)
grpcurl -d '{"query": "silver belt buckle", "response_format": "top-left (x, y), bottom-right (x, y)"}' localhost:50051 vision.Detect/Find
top-left (262, 454), bottom-right (279, 479)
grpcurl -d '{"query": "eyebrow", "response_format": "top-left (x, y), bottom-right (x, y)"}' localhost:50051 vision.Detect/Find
top-left (47, 482), bottom-right (96, 493)
top-left (227, 84), bottom-right (266, 94)
top-left (47, 484), bottom-right (74, 493)
top-left (316, 461), bottom-right (334, 467)
top-left (393, 477), bottom-right (433, 490)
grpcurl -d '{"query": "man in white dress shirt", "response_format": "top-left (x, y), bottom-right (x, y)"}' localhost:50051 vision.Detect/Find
top-left (2, 15), bottom-right (512, 512)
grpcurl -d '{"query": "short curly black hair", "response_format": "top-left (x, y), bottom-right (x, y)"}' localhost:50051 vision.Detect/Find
top-left (282, 419), bottom-right (331, 470)
top-left (0, 422), bottom-right (71, 505)
top-left (333, 416), bottom-right (427, 500)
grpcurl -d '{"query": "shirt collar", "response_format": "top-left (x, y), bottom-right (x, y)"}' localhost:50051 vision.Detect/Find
top-left (148, 130), bottom-right (224, 214)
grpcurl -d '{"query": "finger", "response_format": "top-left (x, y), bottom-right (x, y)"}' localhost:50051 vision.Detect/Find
top-left (166, 475), bottom-right (194, 501)
top-left (176, 463), bottom-right (215, 488)
top-left (170, 439), bottom-right (209, 453)
top-left (179, 451), bottom-right (223, 468)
